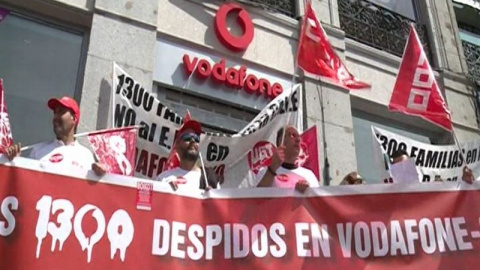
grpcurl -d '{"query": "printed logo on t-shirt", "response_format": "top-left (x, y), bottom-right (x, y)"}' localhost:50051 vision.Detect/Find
top-left (275, 172), bottom-right (307, 188)
top-left (276, 174), bottom-right (289, 182)
top-left (49, 153), bottom-right (64, 163)
top-left (174, 176), bottom-right (187, 185)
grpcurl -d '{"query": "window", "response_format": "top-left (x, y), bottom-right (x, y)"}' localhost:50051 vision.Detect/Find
top-left (241, 0), bottom-right (296, 17)
top-left (366, 0), bottom-right (417, 20)
top-left (454, 3), bottom-right (480, 82)
top-left (155, 84), bottom-right (258, 134)
top-left (352, 110), bottom-right (432, 183)
top-left (0, 10), bottom-right (84, 146)
top-left (338, 0), bottom-right (431, 59)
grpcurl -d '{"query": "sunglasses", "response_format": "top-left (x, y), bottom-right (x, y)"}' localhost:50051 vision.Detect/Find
top-left (180, 133), bottom-right (200, 143)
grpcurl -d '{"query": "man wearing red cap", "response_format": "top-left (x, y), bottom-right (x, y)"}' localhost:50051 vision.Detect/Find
top-left (156, 119), bottom-right (220, 193)
top-left (5, 96), bottom-right (105, 175)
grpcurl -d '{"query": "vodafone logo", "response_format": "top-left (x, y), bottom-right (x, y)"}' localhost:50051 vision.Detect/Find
top-left (248, 141), bottom-right (275, 174)
top-left (214, 3), bottom-right (254, 52)
top-left (49, 153), bottom-right (64, 163)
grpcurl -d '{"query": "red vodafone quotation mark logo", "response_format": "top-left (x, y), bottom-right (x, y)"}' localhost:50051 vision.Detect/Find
top-left (214, 3), bottom-right (254, 52)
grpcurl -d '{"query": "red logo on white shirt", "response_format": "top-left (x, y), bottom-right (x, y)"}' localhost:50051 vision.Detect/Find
top-left (49, 153), bottom-right (64, 163)
top-left (174, 176), bottom-right (187, 185)
top-left (276, 174), bottom-right (289, 182)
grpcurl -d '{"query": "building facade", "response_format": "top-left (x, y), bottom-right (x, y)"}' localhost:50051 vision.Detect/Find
top-left (1, 0), bottom-right (479, 185)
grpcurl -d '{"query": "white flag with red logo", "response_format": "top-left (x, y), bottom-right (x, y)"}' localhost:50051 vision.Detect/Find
top-left (87, 127), bottom-right (137, 176)
top-left (296, 125), bottom-right (320, 181)
top-left (389, 25), bottom-right (452, 131)
top-left (0, 79), bottom-right (14, 154)
top-left (165, 111), bottom-right (192, 170)
top-left (297, 1), bottom-right (370, 90)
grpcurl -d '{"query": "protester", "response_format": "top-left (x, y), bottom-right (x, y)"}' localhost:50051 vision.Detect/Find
top-left (4, 96), bottom-right (105, 176)
top-left (461, 166), bottom-right (477, 184)
top-left (256, 125), bottom-right (319, 193)
top-left (387, 149), bottom-right (419, 184)
top-left (340, 171), bottom-right (364, 185)
top-left (390, 149), bottom-right (409, 164)
top-left (390, 149), bottom-right (476, 184)
top-left (155, 118), bottom-right (220, 192)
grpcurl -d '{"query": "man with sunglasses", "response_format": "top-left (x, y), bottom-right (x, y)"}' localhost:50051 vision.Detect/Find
top-left (155, 119), bottom-right (220, 192)
top-left (256, 125), bottom-right (319, 193)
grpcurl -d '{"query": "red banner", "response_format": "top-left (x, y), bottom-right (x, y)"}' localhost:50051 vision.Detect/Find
top-left (1, 158), bottom-right (479, 269)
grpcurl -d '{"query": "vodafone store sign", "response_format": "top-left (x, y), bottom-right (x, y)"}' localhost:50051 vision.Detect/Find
top-left (182, 54), bottom-right (283, 100)
top-left (179, 3), bottom-right (284, 100)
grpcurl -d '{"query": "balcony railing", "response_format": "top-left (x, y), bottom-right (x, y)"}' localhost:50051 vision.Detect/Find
top-left (241, 0), bottom-right (296, 18)
top-left (338, 0), bottom-right (432, 60)
top-left (462, 40), bottom-right (480, 82)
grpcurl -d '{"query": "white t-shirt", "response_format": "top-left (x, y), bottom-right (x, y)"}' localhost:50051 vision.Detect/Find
top-left (155, 167), bottom-right (202, 193)
top-left (29, 139), bottom-right (95, 171)
top-left (255, 166), bottom-right (320, 188)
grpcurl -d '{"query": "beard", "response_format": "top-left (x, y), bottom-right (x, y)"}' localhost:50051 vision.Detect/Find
top-left (182, 148), bottom-right (199, 162)
top-left (53, 123), bottom-right (73, 139)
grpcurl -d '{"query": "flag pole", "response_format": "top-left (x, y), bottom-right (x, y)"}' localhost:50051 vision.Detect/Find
top-left (317, 79), bottom-right (331, 186)
top-left (451, 129), bottom-right (467, 168)
top-left (112, 62), bottom-right (116, 128)
top-left (19, 125), bottom-right (141, 152)
top-left (198, 151), bottom-right (210, 190)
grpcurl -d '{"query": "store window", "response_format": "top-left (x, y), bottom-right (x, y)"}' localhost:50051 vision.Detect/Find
top-left (352, 110), bottom-right (432, 183)
top-left (155, 84), bottom-right (258, 134)
top-left (0, 11), bottom-right (84, 146)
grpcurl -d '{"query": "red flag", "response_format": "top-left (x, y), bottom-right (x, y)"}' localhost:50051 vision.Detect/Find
top-left (297, 1), bottom-right (370, 90)
top-left (87, 127), bottom-right (137, 176)
top-left (389, 25), bottom-right (452, 131)
top-left (296, 125), bottom-right (320, 182)
top-left (0, 79), bottom-right (14, 154)
top-left (165, 111), bottom-right (192, 170)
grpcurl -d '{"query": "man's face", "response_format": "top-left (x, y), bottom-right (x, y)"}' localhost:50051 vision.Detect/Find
top-left (52, 106), bottom-right (76, 138)
top-left (176, 128), bottom-right (200, 162)
top-left (283, 126), bottom-right (301, 158)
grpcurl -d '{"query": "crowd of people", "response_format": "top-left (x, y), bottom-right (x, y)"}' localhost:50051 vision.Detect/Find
top-left (3, 95), bottom-right (477, 194)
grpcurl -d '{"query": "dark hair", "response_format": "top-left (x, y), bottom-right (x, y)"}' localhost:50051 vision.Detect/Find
top-left (276, 127), bottom-right (285, 146)
top-left (390, 149), bottom-right (409, 160)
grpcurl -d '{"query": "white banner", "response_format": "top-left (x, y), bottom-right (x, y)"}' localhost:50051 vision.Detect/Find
top-left (113, 63), bottom-right (300, 187)
top-left (372, 126), bottom-right (480, 182)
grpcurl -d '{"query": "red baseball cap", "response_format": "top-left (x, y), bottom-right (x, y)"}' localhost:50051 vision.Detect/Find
top-left (47, 96), bottom-right (80, 124)
top-left (177, 119), bottom-right (202, 137)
